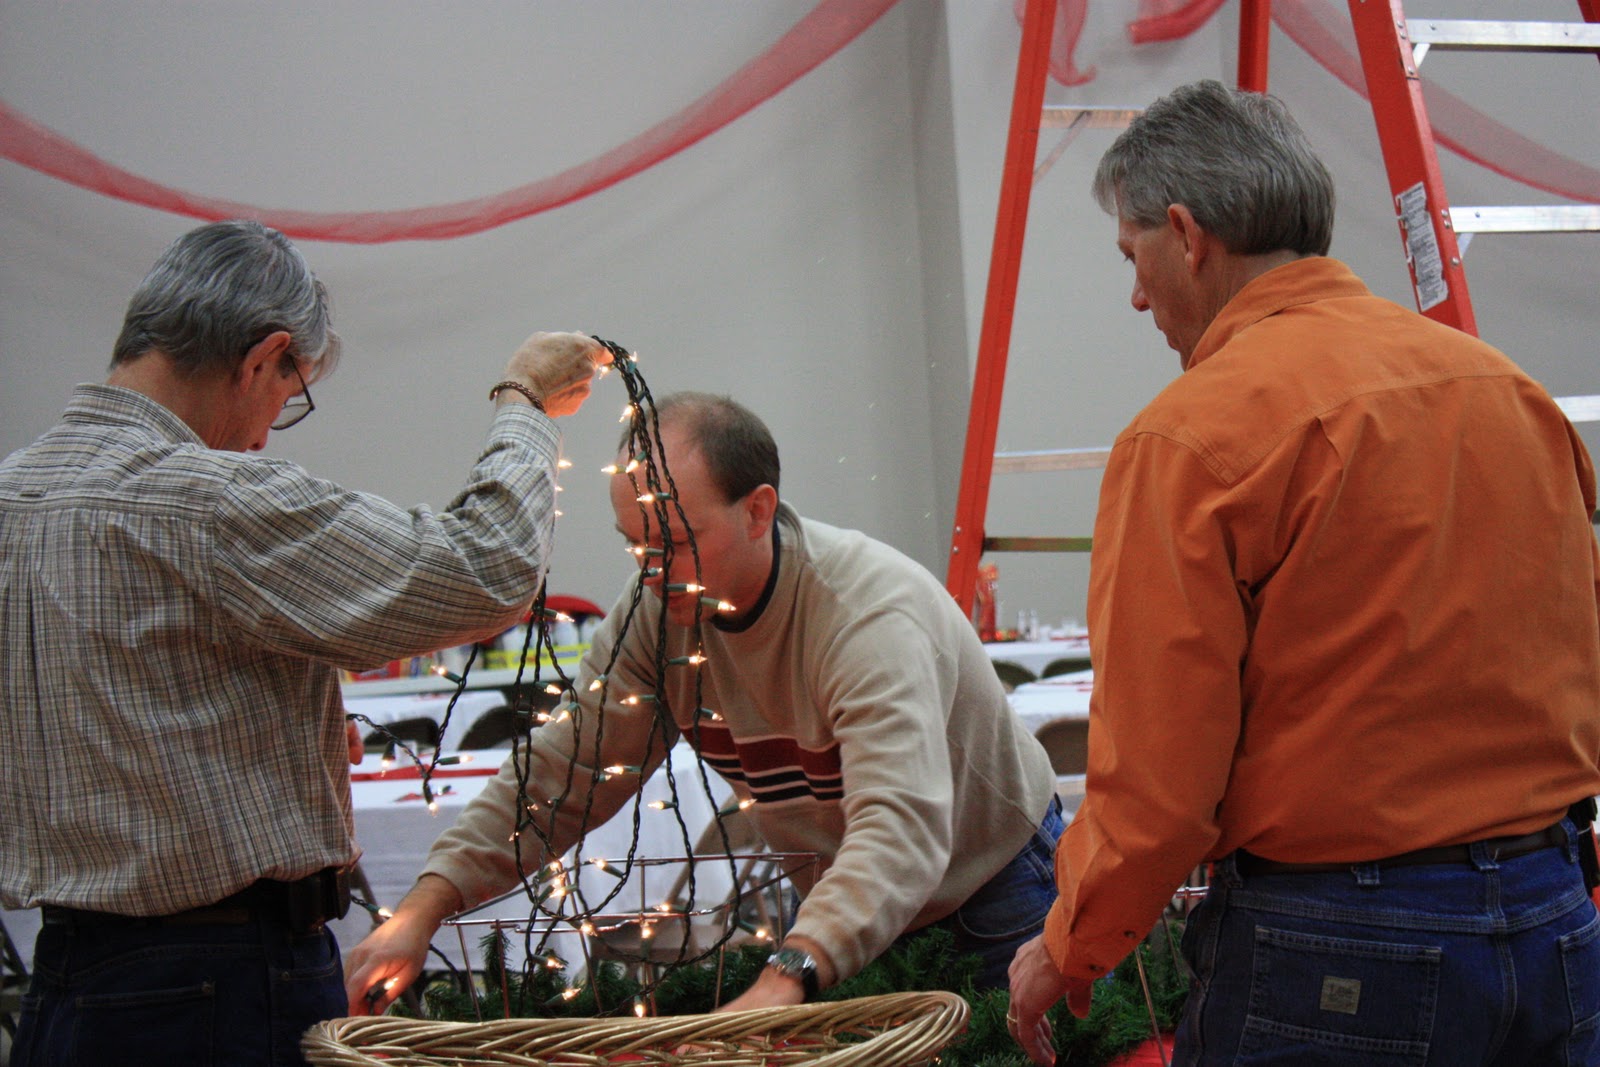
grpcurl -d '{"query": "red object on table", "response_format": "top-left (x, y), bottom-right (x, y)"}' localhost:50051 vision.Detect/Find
top-left (542, 594), bottom-right (606, 619)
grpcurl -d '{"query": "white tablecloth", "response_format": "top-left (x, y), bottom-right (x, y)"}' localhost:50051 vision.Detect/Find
top-left (344, 690), bottom-right (507, 753)
top-left (984, 636), bottom-right (1091, 678)
top-left (1007, 668), bottom-right (1094, 735)
top-left (335, 742), bottom-right (732, 971)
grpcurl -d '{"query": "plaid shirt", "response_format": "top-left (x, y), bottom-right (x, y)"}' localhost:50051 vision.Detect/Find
top-left (0, 384), bottom-right (560, 915)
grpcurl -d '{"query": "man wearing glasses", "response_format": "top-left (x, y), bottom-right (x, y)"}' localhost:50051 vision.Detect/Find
top-left (0, 219), bottom-right (610, 1065)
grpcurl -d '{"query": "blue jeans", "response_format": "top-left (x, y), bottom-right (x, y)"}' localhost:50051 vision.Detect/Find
top-left (1174, 819), bottom-right (1600, 1066)
top-left (919, 794), bottom-right (1065, 990)
top-left (13, 911), bottom-right (346, 1066)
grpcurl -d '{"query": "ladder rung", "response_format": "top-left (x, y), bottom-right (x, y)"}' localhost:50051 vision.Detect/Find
top-left (983, 536), bottom-right (1093, 553)
top-left (1040, 107), bottom-right (1140, 130)
top-left (1450, 205), bottom-right (1600, 234)
top-left (993, 447), bottom-right (1112, 474)
top-left (1555, 395), bottom-right (1600, 423)
top-left (1408, 19), bottom-right (1600, 54)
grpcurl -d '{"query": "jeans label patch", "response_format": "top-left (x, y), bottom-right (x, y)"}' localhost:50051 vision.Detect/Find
top-left (1319, 975), bottom-right (1362, 1015)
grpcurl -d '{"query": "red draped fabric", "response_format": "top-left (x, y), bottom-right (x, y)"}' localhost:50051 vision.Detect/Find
top-left (1024, 0), bottom-right (1599, 204)
top-left (3, 0), bottom-right (1593, 242)
top-left (0, 0), bottom-right (898, 244)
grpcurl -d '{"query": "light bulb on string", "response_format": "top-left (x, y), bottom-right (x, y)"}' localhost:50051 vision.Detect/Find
top-left (431, 665), bottom-right (465, 685)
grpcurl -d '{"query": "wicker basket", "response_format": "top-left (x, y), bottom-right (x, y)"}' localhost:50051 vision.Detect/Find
top-left (302, 991), bottom-right (969, 1066)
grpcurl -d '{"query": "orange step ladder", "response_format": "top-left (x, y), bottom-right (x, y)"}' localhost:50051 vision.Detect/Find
top-left (944, 0), bottom-right (1273, 616)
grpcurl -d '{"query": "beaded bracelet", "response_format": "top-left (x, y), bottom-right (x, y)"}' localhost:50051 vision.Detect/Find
top-left (489, 380), bottom-right (547, 413)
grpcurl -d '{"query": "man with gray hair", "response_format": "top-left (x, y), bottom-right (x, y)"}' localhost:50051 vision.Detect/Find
top-left (1007, 80), bottom-right (1600, 1064)
top-left (0, 219), bottom-right (609, 1064)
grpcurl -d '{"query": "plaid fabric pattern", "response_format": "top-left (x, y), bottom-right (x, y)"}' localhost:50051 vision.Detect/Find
top-left (0, 384), bottom-right (559, 915)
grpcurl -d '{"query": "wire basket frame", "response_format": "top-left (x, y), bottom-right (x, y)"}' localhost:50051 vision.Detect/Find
top-left (437, 850), bottom-right (820, 1019)
top-left (303, 990), bottom-right (970, 1067)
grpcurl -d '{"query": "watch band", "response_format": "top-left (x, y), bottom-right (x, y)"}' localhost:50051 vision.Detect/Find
top-left (766, 945), bottom-right (820, 1001)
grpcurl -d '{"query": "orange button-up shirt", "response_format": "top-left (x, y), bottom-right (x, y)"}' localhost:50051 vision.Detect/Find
top-left (1044, 257), bottom-right (1600, 979)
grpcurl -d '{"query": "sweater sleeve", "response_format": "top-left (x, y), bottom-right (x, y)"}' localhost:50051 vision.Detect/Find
top-left (782, 605), bottom-right (957, 982)
top-left (421, 585), bottom-right (681, 907)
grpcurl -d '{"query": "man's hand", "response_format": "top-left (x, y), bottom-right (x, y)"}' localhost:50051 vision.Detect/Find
top-left (1006, 934), bottom-right (1094, 1065)
top-left (715, 965), bottom-right (808, 1014)
top-left (715, 936), bottom-right (832, 1014)
top-left (346, 720), bottom-right (364, 765)
top-left (499, 332), bottom-right (613, 418)
top-left (343, 874), bottom-right (463, 1015)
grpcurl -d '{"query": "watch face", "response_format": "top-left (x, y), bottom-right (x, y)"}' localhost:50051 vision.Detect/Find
top-left (768, 947), bottom-right (811, 975)
top-left (767, 947), bottom-right (819, 998)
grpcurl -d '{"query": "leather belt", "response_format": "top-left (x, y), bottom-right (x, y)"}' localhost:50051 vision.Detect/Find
top-left (1236, 822), bottom-right (1567, 877)
top-left (42, 866), bottom-right (351, 935)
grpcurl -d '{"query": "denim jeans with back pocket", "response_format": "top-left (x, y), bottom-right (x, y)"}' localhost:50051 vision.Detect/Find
top-left (1174, 818), bottom-right (1600, 1066)
top-left (13, 911), bottom-right (346, 1067)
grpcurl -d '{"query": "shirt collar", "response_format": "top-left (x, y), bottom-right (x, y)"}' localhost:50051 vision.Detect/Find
top-left (713, 512), bottom-right (784, 634)
top-left (1186, 257), bottom-right (1372, 371)
top-left (64, 383), bottom-right (206, 446)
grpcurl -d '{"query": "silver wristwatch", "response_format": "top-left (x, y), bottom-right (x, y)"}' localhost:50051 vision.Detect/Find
top-left (766, 945), bottom-right (820, 1000)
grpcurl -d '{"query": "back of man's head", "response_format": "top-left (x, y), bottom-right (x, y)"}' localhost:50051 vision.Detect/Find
top-left (1092, 79), bottom-right (1335, 257)
top-left (635, 392), bottom-right (781, 504)
top-left (111, 219), bottom-right (341, 379)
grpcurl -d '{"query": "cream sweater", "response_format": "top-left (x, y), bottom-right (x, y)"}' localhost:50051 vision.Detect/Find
top-left (423, 505), bottom-right (1054, 982)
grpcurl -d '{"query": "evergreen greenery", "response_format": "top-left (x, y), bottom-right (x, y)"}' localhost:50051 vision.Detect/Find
top-left (401, 922), bottom-right (1190, 1065)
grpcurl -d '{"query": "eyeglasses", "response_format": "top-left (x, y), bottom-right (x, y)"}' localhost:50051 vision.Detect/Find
top-left (272, 358), bottom-right (315, 430)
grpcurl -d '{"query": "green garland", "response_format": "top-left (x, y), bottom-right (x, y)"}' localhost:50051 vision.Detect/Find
top-left (403, 925), bottom-right (1189, 1066)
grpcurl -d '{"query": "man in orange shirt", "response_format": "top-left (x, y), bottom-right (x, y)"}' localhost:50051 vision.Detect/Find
top-left (1007, 80), bottom-right (1600, 1065)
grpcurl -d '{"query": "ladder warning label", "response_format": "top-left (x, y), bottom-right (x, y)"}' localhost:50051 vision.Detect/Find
top-left (1397, 182), bottom-right (1448, 311)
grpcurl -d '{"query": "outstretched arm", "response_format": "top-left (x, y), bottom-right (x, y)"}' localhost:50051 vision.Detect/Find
top-left (343, 873), bottom-right (464, 1015)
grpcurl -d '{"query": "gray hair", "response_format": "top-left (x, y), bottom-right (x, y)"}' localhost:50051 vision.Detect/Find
top-left (111, 219), bottom-right (340, 379)
top-left (1092, 80), bottom-right (1334, 257)
top-left (624, 392), bottom-right (780, 502)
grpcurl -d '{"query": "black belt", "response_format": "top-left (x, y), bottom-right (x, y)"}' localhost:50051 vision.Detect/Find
top-left (42, 866), bottom-right (351, 935)
top-left (1236, 822), bottom-right (1568, 877)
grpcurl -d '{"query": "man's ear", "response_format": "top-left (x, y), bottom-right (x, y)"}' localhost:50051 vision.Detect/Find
top-left (744, 484), bottom-right (779, 540)
top-left (236, 330), bottom-right (294, 388)
top-left (1167, 204), bottom-right (1210, 275)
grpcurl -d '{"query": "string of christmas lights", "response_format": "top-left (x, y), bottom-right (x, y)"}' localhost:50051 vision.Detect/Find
top-left (358, 336), bottom-right (784, 1017)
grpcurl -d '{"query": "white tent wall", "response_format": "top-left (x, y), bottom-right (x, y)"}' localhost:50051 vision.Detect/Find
top-left (1, 0), bottom-right (1595, 632)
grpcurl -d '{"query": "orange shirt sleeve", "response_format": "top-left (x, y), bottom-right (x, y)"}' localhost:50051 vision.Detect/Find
top-left (1043, 431), bottom-right (1247, 979)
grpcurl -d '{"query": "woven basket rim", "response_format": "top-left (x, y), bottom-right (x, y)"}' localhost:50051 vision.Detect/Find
top-left (302, 989), bottom-right (970, 1066)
